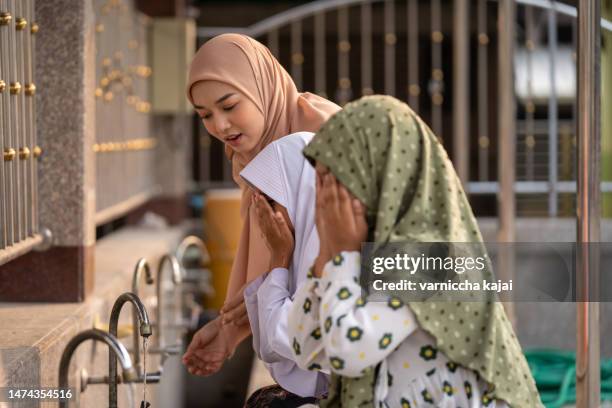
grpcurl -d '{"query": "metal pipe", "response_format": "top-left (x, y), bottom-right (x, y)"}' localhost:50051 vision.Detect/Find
top-left (360, 2), bottom-right (372, 96)
top-left (525, 5), bottom-right (535, 181)
top-left (156, 254), bottom-right (182, 353)
top-left (453, 0), bottom-right (470, 184)
top-left (407, 0), bottom-right (419, 112)
top-left (383, 0), bottom-right (395, 96)
top-left (108, 292), bottom-right (152, 408)
top-left (130, 257), bottom-right (154, 379)
top-left (547, 2), bottom-right (558, 216)
top-left (58, 329), bottom-right (137, 408)
top-left (497, 0), bottom-right (517, 323)
top-left (314, 12), bottom-right (326, 97)
top-left (576, 0), bottom-right (601, 406)
top-left (84, 370), bottom-right (162, 391)
top-left (497, 0), bottom-right (517, 242)
top-left (477, 0), bottom-right (489, 181)
top-left (267, 29), bottom-right (279, 59)
top-left (175, 235), bottom-right (209, 266)
top-left (431, 0), bottom-right (443, 137)
top-left (14, 0), bottom-right (23, 242)
top-left (25, 0), bottom-right (35, 236)
top-left (467, 180), bottom-right (612, 194)
top-left (337, 6), bottom-right (350, 104)
top-left (6, 0), bottom-right (15, 246)
top-left (0, 0), bottom-right (7, 248)
top-left (291, 20), bottom-right (303, 90)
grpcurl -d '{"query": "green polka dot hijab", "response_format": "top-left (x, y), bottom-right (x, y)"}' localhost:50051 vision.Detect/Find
top-left (303, 96), bottom-right (542, 408)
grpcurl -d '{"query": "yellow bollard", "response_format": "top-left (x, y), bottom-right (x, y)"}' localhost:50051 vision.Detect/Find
top-left (204, 189), bottom-right (242, 310)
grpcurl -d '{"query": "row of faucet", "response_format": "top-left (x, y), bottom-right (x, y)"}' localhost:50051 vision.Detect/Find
top-left (57, 236), bottom-right (209, 408)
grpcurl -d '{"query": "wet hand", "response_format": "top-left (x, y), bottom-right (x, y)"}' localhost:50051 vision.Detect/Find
top-left (253, 192), bottom-right (294, 270)
top-left (182, 318), bottom-right (228, 376)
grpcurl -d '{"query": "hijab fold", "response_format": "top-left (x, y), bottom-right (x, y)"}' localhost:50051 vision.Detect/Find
top-left (186, 34), bottom-right (340, 344)
top-left (303, 96), bottom-right (542, 408)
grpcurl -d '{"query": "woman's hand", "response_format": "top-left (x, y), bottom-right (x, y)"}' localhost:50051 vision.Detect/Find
top-left (182, 317), bottom-right (229, 376)
top-left (220, 285), bottom-right (249, 327)
top-left (253, 192), bottom-right (295, 270)
top-left (317, 172), bottom-right (368, 257)
top-left (313, 172), bottom-right (332, 277)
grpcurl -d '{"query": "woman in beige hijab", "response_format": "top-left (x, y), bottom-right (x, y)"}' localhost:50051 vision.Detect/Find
top-left (182, 33), bottom-right (340, 379)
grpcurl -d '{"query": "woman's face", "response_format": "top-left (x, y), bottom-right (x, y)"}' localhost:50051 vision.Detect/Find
top-left (191, 80), bottom-right (265, 156)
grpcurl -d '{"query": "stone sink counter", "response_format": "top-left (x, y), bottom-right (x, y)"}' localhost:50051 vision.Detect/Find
top-left (0, 225), bottom-right (187, 407)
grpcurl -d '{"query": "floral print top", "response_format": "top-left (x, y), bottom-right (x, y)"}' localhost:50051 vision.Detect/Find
top-left (288, 251), bottom-right (510, 408)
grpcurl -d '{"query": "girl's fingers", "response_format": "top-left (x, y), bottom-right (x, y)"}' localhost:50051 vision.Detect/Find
top-left (337, 184), bottom-right (356, 230)
top-left (321, 174), bottom-right (337, 209)
top-left (337, 184), bottom-right (352, 213)
top-left (253, 195), bottom-right (265, 220)
top-left (352, 198), bottom-right (366, 217)
top-left (353, 198), bottom-right (368, 238)
top-left (233, 312), bottom-right (250, 326)
top-left (221, 291), bottom-right (244, 313)
top-left (326, 174), bottom-right (342, 223)
top-left (222, 301), bottom-right (247, 324)
top-left (255, 196), bottom-right (279, 237)
top-left (185, 356), bottom-right (206, 372)
top-left (274, 212), bottom-right (291, 236)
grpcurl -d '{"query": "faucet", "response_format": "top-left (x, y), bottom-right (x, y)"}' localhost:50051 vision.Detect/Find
top-left (130, 258), bottom-right (154, 374)
top-left (175, 235), bottom-right (215, 297)
top-left (109, 292), bottom-right (152, 408)
top-left (154, 253), bottom-right (182, 361)
top-left (58, 328), bottom-right (136, 408)
top-left (175, 235), bottom-right (209, 267)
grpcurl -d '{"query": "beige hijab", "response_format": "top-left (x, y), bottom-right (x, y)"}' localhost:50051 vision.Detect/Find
top-left (187, 34), bottom-right (340, 336)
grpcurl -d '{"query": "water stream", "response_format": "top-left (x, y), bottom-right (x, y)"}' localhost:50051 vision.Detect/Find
top-left (142, 336), bottom-right (149, 407)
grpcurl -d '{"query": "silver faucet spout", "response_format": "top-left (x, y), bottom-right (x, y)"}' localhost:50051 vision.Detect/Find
top-left (109, 292), bottom-right (151, 408)
top-left (130, 259), bottom-right (154, 375)
top-left (156, 254), bottom-right (182, 353)
top-left (132, 257), bottom-right (154, 294)
top-left (175, 235), bottom-right (209, 266)
top-left (58, 329), bottom-right (136, 408)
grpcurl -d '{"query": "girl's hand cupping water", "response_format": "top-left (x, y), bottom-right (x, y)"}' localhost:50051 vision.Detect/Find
top-left (182, 317), bottom-right (229, 376)
top-left (253, 192), bottom-right (295, 270)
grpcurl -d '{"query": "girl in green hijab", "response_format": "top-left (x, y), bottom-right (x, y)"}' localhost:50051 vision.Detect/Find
top-left (287, 95), bottom-right (543, 407)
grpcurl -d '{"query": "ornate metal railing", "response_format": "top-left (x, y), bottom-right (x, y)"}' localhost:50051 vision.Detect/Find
top-left (93, 0), bottom-right (158, 225)
top-left (197, 0), bottom-right (612, 217)
top-left (0, 0), bottom-right (41, 265)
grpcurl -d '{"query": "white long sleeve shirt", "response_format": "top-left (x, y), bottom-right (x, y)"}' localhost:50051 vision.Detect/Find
top-left (244, 267), bottom-right (329, 398)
